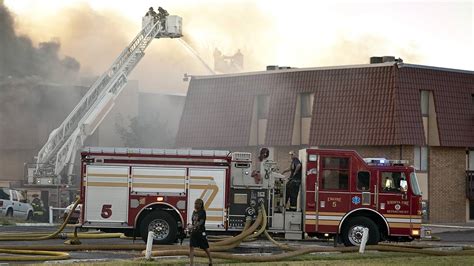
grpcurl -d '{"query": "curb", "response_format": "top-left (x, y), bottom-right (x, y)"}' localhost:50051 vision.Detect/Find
top-left (14, 223), bottom-right (58, 227)
top-left (423, 224), bottom-right (474, 230)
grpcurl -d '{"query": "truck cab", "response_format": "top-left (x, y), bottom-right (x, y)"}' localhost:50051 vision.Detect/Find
top-left (301, 149), bottom-right (422, 246)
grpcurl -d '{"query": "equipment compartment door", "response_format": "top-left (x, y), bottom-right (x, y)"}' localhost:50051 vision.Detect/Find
top-left (131, 167), bottom-right (186, 194)
top-left (188, 168), bottom-right (226, 231)
top-left (85, 165), bottom-right (129, 225)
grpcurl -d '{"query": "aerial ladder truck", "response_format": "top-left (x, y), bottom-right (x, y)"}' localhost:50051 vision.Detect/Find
top-left (26, 12), bottom-right (183, 188)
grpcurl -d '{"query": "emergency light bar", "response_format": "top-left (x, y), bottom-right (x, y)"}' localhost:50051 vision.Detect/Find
top-left (363, 158), bottom-right (409, 166)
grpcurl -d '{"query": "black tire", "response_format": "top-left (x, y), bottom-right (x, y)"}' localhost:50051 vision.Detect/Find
top-left (140, 210), bottom-right (177, 244)
top-left (5, 208), bottom-right (13, 217)
top-left (26, 211), bottom-right (33, 221)
top-left (341, 216), bottom-right (380, 246)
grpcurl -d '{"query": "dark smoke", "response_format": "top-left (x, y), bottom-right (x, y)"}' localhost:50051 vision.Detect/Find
top-left (0, 4), bottom-right (80, 81)
top-left (0, 3), bottom-right (82, 180)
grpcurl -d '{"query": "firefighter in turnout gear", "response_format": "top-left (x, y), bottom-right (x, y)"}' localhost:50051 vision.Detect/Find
top-left (157, 6), bottom-right (169, 29)
top-left (282, 151), bottom-right (302, 211)
top-left (31, 194), bottom-right (45, 221)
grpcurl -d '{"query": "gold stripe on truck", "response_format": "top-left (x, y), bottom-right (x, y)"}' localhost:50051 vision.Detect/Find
top-left (133, 183), bottom-right (184, 189)
top-left (133, 175), bottom-right (185, 179)
top-left (87, 173), bottom-right (128, 178)
top-left (86, 182), bottom-right (128, 187)
top-left (388, 223), bottom-right (421, 229)
top-left (318, 220), bottom-right (339, 226)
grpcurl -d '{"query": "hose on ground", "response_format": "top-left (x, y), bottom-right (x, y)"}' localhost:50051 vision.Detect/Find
top-left (0, 244), bottom-right (147, 251)
top-left (151, 244), bottom-right (474, 263)
top-left (0, 198), bottom-right (80, 241)
top-left (146, 204), bottom-right (474, 262)
top-left (143, 206), bottom-right (264, 256)
top-left (263, 230), bottom-right (297, 251)
top-left (0, 249), bottom-right (70, 262)
top-left (207, 217), bottom-right (251, 242)
top-left (0, 197), bottom-right (125, 241)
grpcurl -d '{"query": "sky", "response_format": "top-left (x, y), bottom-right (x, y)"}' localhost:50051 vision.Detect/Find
top-left (3, 0), bottom-right (474, 93)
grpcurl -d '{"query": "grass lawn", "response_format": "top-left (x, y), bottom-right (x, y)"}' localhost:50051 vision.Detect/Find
top-left (52, 252), bottom-right (474, 265)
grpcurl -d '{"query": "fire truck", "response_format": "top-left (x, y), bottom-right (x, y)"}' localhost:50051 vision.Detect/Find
top-left (79, 147), bottom-right (422, 246)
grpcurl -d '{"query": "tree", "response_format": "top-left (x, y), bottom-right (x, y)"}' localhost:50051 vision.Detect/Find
top-left (115, 113), bottom-right (175, 148)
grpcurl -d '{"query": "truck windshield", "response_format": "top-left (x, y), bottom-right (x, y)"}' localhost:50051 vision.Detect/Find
top-left (410, 172), bottom-right (422, 196)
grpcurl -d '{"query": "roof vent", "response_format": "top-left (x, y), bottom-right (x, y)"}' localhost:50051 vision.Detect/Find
top-left (370, 56), bottom-right (403, 64)
top-left (370, 56), bottom-right (384, 64)
top-left (266, 65), bottom-right (293, 71)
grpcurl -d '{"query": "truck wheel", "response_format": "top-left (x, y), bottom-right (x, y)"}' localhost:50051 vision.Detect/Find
top-left (140, 210), bottom-right (177, 244)
top-left (342, 216), bottom-right (380, 246)
top-left (6, 208), bottom-right (13, 217)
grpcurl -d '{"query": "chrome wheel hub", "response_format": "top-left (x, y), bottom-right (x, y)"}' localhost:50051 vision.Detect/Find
top-left (148, 219), bottom-right (170, 240)
top-left (348, 225), bottom-right (368, 246)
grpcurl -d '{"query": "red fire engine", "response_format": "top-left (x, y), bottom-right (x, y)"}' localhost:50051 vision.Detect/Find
top-left (79, 147), bottom-right (422, 246)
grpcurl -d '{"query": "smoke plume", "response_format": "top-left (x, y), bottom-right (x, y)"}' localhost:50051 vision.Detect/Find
top-left (0, 4), bottom-right (79, 81)
top-left (0, 3), bottom-right (81, 150)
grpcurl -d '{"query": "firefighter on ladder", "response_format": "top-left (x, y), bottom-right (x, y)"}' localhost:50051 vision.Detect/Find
top-left (282, 151), bottom-right (302, 211)
top-left (157, 6), bottom-right (169, 29)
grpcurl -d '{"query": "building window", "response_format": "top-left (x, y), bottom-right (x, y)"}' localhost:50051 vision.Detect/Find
top-left (357, 171), bottom-right (370, 191)
top-left (301, 93), bottom-right (314, 118)
top-left (469, 150), bottom-right (474, 171)
top-left (414, 146), bottom-right (428, 171)
top-left (420, 90), bottom-right (430, 116)
top-left (257, 95), bottom-right (269, 119)
top-left (321, 157), bottom-right (349, 190)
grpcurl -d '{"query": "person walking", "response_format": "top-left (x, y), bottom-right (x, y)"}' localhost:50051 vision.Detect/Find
top-left (189, 198), bottom-right (212, 266)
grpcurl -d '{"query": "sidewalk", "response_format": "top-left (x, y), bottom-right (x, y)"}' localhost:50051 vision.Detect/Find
top-left (423, 223), bottom-right (474, 234)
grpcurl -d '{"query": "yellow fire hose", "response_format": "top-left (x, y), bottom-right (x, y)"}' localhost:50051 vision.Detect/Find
top-left (142, 210), bottom-right (263, 254)
top-left (0, 198), bottom-right (80, 241)
top-left (0, 198), bottom-right (126, 241)
top-left (0, 198), bottom-right (127, 261)
top-left (1, 201), bottom-right (473, 262)
top-left (244, 207), bottom-right (268, 242)
top-left (207, 218), bottom-right (251, 242)
top-left (0, 249), bottom-right (70, 262)
top-left (145, 205), bottom-right (474, 262)
top-left (0, 244), bottom-right (147, 251)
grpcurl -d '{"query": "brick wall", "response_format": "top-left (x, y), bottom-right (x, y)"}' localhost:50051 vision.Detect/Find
top-left (429, 147), bottom-right (466, 223)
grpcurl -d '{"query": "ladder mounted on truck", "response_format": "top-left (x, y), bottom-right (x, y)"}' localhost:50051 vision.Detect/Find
top-left (29, 14), bottom-right (183, 184)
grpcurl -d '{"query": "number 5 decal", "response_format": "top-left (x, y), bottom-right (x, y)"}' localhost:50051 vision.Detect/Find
top-left (101, 204), bottom-right (112, 218)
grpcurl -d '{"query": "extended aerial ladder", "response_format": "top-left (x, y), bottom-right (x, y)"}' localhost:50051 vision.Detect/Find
top-left (28, 14), bottom-right (183, 184)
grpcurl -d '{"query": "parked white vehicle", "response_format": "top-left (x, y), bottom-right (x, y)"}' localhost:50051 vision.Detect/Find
top-left (0, 188), bottom-right (34, 220)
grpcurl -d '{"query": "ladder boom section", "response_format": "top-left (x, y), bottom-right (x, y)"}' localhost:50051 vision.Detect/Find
top-left (34, 16), bottom-right (182, 177)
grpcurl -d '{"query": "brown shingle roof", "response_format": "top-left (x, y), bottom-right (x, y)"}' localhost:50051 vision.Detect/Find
top-left (398, 66), bottom-right (474, 147)
top-left (176, 63), bottom-right (474, 148)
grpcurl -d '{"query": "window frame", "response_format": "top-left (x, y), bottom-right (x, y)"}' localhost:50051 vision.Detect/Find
top-left (414, 146), bottom-right (428, 171)
top-left (356, 171), bottom-right (371, 191)
top-left (320, 156), bottom-right (350, 191)
top-left (380, 171), bottom-right (407, 193)
top-left (420, 90), bottom-right (430, 116)
top-left (300, 92), bottom-right (314, 118)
